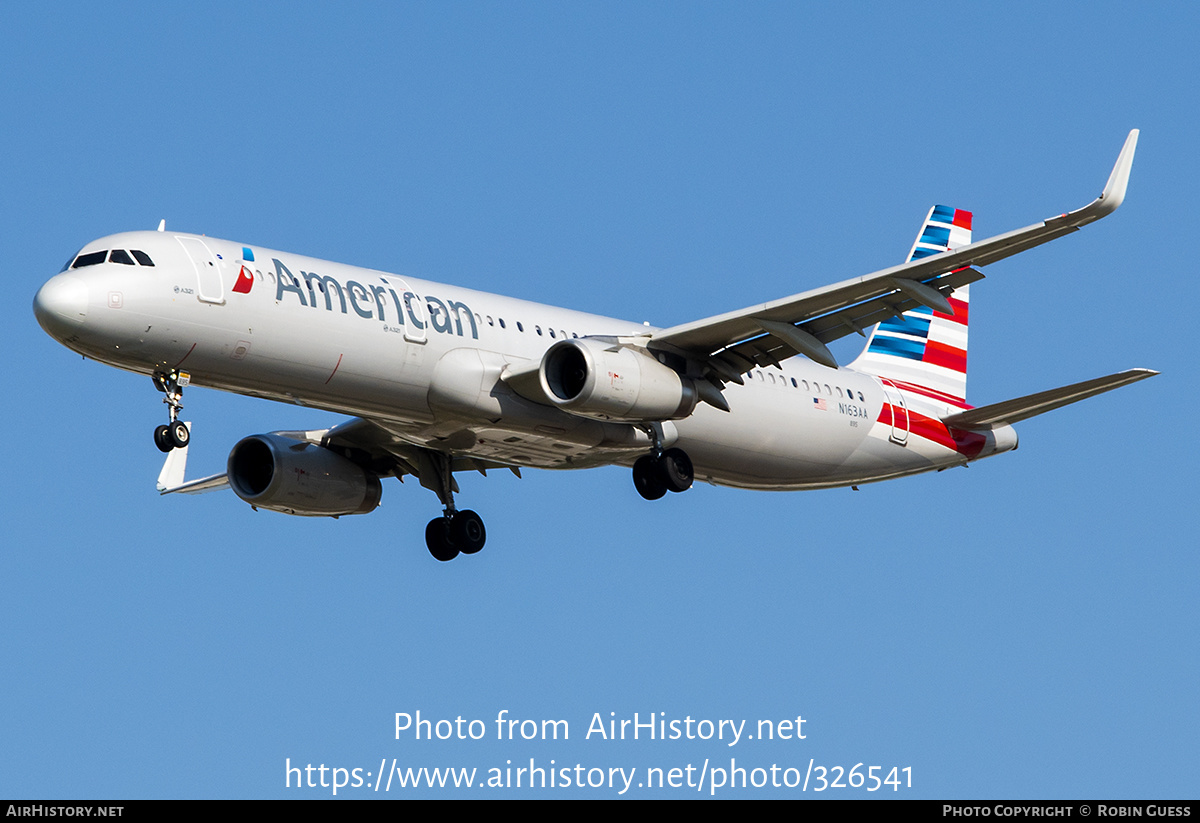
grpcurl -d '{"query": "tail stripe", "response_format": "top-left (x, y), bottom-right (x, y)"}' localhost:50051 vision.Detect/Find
top-left (850, 205), bottom-right (972, 402)
top-left (877, 308), bottom-right (932, 336)
top-left (923, 340), bottom-right (967, 372)
top-left (869, 335), bottom-right (928, 360)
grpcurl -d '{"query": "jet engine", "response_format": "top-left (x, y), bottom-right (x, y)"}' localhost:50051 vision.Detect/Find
top-left (226, 434), bottom-right (382, 517)
top-left (538, 338), bottom-right (698, 422)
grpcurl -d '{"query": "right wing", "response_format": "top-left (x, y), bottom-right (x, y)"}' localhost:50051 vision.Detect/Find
top-left (648, 130), bottom-right (1140, 378)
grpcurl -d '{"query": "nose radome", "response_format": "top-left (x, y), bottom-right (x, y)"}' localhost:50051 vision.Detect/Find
top-left (33, 273), bottom-right (89, 337)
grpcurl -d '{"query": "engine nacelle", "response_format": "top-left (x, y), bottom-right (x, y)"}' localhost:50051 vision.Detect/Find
top-left (539, 338), bottom-right (697, 422)
top-left (226, 434), bottom-right (382, 517)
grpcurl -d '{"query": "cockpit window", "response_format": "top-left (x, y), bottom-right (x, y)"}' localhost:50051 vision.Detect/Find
top-left (71, 250), bottom-right (108, 268)
top-left (109, 249), bottom-right (135, 265)
top-left (131, 250), bottom-right (154, 266)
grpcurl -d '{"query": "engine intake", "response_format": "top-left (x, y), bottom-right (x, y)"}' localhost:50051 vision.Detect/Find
top-left (227, 434), bottom-right (382, 517)
top-left (538, 338), bottom-right (697, 422)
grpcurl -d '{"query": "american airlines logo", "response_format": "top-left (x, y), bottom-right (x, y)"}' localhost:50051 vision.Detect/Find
top-left (271, 259), bottom-right (479, 339)
top-left (233, 265), bottom-right (255, 294)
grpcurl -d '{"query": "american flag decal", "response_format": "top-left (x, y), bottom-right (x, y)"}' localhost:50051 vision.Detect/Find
top-left (813, 397), bottom-right (826, 411)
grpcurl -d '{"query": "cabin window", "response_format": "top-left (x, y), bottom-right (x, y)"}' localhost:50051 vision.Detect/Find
top-left (516, 322), bottom-right (524, 332)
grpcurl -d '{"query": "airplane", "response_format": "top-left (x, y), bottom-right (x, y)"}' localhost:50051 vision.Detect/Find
top-left (33, 130), bottom-right (1155, 561)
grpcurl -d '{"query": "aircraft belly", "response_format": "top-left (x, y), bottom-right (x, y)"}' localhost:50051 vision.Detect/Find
top-left (217, 325), bottom-right (434, 421)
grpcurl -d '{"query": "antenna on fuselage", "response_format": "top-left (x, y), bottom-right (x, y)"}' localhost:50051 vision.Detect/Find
top-left (157, 219), bottom-right (166, 232)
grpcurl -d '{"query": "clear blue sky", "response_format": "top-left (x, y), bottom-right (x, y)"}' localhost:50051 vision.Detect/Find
top-left (2, 2), bottom-right (1194, 798)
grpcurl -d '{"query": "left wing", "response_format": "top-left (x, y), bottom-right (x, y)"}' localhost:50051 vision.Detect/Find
top-left (158, 417), bottom-right (521, 497)
top-left (648, 130), bottom-right (1139, 378)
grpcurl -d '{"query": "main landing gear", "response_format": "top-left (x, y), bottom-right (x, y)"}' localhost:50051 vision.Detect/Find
top-left (632, 447), bottom-right (694, 500)
top-left (425, 509), bottom-right (486, 562)
top-left (421, 450), bottom-right (487, 562)
top-left (152, 370), bottom-right (191, 453)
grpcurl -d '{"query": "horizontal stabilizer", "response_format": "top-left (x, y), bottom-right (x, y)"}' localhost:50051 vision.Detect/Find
top-left (941, 368), bottom-right (1157, 430)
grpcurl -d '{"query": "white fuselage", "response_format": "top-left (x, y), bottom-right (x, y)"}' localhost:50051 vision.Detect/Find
top-left (34, 230), bottom-right (1014, 491)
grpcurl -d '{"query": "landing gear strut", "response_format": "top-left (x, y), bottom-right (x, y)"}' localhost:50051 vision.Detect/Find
top-left (632, 447), bottom-right (694, 500)
top-left (152, 371), bottom-right (191, 452)
top-left (420, 450), bottom-right (487, 561)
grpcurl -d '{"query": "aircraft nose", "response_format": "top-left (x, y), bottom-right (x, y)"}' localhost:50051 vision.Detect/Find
top-left (33, 273), bottom-right (89, 337)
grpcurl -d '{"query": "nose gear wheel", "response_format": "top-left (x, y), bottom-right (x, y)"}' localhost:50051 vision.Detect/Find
top-left (151, 371), bottom-right (191, 452)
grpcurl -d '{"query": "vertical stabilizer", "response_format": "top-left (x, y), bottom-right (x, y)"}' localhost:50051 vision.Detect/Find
top-left (850, 206), bottom-right (972, 403)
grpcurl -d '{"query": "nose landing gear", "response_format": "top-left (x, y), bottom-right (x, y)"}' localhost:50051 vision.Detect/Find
top-left (152, 371), bottom-right (191, 453)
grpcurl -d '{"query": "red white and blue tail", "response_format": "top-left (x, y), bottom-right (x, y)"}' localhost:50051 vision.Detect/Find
top-left (850, 205), bottom-right (972, 403)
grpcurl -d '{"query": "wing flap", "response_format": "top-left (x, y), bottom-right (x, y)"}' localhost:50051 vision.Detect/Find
top-left (941, 369), bottom-right (1158, 430)
top-left (714, 266), bottom-right (984, 371)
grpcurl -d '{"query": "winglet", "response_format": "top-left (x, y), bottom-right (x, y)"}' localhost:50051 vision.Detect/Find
top-left (1057, 129), bottom-right (1139, 226)
top-left (1095, 128), bottom-right (1139, 217)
